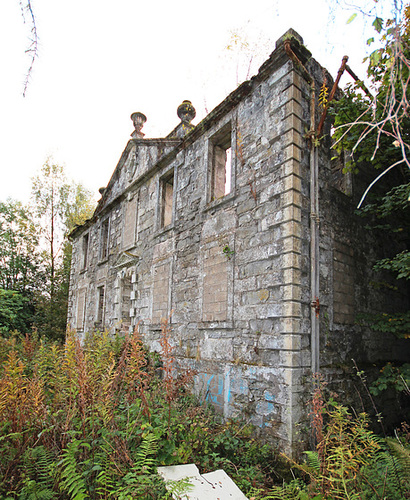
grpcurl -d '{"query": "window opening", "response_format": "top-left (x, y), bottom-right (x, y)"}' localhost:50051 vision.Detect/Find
top-left (97, 285), bottom-right (105, 326)
top-left (211, 125), bottom-right (232, 200)
top-left (123, 195), bottom-right (138, 248)
top-left (121, 276), bottom-right (132, 329)
top-left (77, 289), bottom-right (86, 331)
top-left (161, 172), bottom-right (174, 227)
top-left (100, 219), bottom-right (109, 260)
top-left (82, 233), bottom-right (89, 270)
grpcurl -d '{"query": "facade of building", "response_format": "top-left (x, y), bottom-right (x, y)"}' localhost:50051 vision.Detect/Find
top-left (68, 29), bottom-right (408, 452)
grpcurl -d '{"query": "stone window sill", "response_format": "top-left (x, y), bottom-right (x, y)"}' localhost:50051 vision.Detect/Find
top-left (122, 243), bottom-right (137, 252)
top-left (154, 223), bottom-right (175, 238)
top-left (204, 192), bottom-right (236, 213)
top-left (197, 321), bottom-right (234, 330)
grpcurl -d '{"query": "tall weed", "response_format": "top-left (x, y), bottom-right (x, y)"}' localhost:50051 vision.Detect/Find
top-left (0, 325), bottom-right (273, 498)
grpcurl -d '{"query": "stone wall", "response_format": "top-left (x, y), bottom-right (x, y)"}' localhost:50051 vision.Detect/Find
top-left (68, 30), bottom-right (409, 453)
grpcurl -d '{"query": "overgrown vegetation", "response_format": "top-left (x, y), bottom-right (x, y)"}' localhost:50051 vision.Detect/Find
top-left (2, 2), bottom-right (410, 499)
top-left (271, 378), bottom-right (410, 500)
top-left (0, 327), bottom-right (408, 499)
top-left (331, 3), bottom-right (410, 399)
top-left (0, 323), bottom-right (279, 499)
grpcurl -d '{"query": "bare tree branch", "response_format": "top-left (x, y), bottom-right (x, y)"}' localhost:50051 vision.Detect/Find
top-left (333, 7), bottom-right (410, 207)
top-left (19, 0), bottom-right (38, 97)
top-left (357, 159), bottom-right (406, 208)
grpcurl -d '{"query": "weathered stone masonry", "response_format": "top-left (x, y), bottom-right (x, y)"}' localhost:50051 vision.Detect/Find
top-left (68, 30), bottom-right (409, 452)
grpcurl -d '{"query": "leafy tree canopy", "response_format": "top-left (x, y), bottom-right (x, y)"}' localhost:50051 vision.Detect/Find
top-left (0, 288), bottom-right (32, 334)
top-left (0, 199), bottom-right (43, 294)
top-left (332, 2), bottom-right (410, 395)
top-left (0, 159), bottom-right (95, 340)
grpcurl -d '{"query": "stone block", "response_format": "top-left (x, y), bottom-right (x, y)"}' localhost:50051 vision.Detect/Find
top-left (282, 284), bottom-right (302, 301)
top-left (278, 317), bottom-right (302, 334)
top-left (283, 267), bottom-right (301, 285)
top-left (282, 221), bottom-right (302, 239)
top-left (283, 114), bottom-right (303, 134)
top-left (282, 252), bottom-right (301, 269)
top-left (282, 301), bottom-right (302, 317)
top-left (286, 84), bottom-right (302, 102)
top-left (283, 99), bottom-right (303, 119)
top-left (281, 189), bottom-right (302, 208)
top-left (279, 350), bottom-right (302, 367)
top-left (282, 205), bottom-right (302, 223)
top-left (283, 159), bottom-right (301, 177)
top-left (284, 174), bottom-right (302, 192)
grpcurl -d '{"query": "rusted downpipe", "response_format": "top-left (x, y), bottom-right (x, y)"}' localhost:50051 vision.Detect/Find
top-left (317, 57), bottom-right (373, 137)
top-left (284, 40), bottom-right (320, 374)
top-left (345, 64), bottom-right (373, 99)
top-left (317, 56), bottom-right (349, 136)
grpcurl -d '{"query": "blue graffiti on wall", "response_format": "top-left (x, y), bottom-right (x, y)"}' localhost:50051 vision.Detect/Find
top-left (197, 372), bottom-right (225, 408)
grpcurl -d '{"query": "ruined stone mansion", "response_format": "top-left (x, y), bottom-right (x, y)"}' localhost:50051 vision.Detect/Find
top-left (68, 30), bottom-right (408, 452)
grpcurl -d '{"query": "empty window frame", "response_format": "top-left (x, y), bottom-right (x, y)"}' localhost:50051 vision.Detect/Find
top-left (76, 289), bottom-right (86, 332)
top-left (97, 285), bottom-right (105, 326)
top-left (100, 218), bottom-right (110, 260)
top-left (160, 170), bottom-right (174, 228)
top-left (81, 233), bottom-right (89, 270)
top-left (120, 275), bottom-right (132, 330)
top-left (123, 194), bottom-right (138, 248)
top-left (210, 123), bottom-right (232, 200)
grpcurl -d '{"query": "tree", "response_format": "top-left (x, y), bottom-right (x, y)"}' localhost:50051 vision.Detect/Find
top-left (0, 200), bottom-right (44, 334)
top-left (55, 183), bottom-right (95, 338)
top-left (332, 3), bottom-right (410, 395)
top-left (333, 3), bottom-right (410, 197)
top-left (0, 199), bottom-right (42, 294)
top-left (0, 289), bottom-right (31, 334)
top-left (30, 159), bottom-right (95, 339)
top-left (31, 160), bottom-right (70, 312)
top-left (18, 0), bottom-right (38, 96)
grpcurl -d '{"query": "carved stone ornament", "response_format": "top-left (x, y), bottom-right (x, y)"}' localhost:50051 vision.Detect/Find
top-left (177, 100), bottom-right (196, 123)
top-left (130, 112), bottom-right (147, 139)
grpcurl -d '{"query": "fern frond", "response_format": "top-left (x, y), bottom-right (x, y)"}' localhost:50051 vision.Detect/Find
top-left (386, 437), bottom-right (410, 480)
top-left (19, 480), bottom-right (56, 500)
top-left (259, 480), bottom-right (308, 499)
top-left (95, 455), bottom-right (117, 498)
top-left (24, 445), bottom-right (55, 485)
top-left (303, 450), bottom-right (320, 471)
top-left (133, 432), bottom-right (158, 473)
top-left (59, 440), bottom-right (89, 500)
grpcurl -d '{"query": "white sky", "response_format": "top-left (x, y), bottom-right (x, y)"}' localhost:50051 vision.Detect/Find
top-left (0, 0), bottom-right (389, 204)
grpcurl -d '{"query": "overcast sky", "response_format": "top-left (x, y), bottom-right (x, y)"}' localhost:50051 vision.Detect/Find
top-left (0, 0), bottom-right (389, 204)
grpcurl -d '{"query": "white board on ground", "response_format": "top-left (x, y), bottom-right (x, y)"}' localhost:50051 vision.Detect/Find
top-left (157, 464), bottom-right (249, 500)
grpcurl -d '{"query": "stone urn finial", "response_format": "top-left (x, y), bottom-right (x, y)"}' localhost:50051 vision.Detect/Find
top-left (177, 100), bottom-right (196, 124)
top-left (130, 112), bottom-right (147, 139)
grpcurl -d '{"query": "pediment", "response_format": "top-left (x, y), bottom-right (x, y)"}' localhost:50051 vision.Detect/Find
top-left (113, 250), bottom-right (140, 269)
